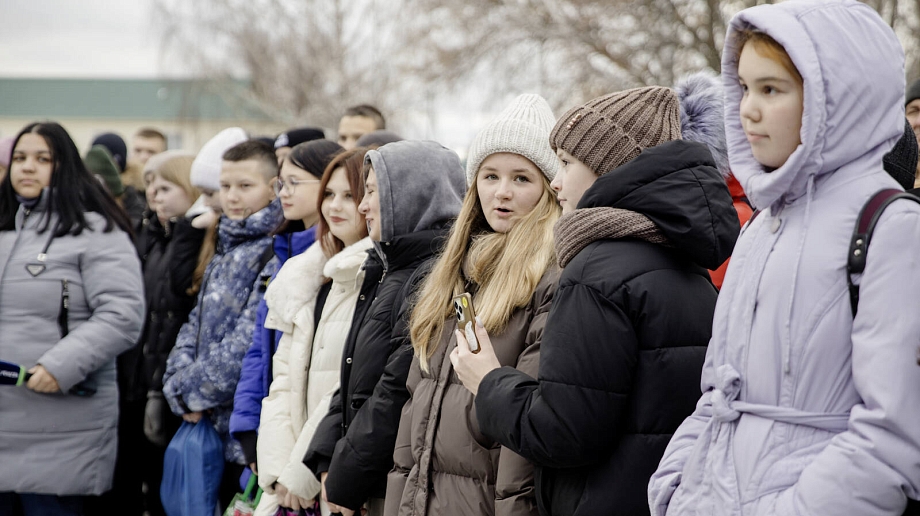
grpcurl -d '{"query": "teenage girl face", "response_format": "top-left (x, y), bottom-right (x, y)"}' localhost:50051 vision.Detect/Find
top-left (358, 166), bottom-right (381, 241)
top-left (551, 149), bottom-right (597, 214)
top-left (277, 159), bottom-right (321, 225)
top-left (322, 166), bottom-right (365, 247)
top-left (738, 42), bottom-right (804, 170)
top-left (476, 153), bottom-right (544, 234)
top-left (219, 159), bottom-right (275, 220)
top-left (151, 175), bottom-right (193, 221)
top-left (10, 133), bottom-right (53, 199)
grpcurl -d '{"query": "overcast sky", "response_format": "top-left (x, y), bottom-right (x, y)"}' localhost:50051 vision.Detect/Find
top-left (1, 0), bottom-right (178, 78)
top-left (0, 0), bottom-right (496, 149)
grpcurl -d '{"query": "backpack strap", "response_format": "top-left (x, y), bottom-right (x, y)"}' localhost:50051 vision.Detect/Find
top-left (746, 208), bottom-right (762, 228)
top-left (847, 189), bottom-right (920, 316)
top-left (256, 244), bottom-right (276, 293)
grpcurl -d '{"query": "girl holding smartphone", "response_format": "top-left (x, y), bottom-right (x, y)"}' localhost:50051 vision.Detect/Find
top-left (386, 94), bottom-right (561, 516)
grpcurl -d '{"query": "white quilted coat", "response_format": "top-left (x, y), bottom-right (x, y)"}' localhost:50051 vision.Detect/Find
top-left (255, 236), bottom-right (372, 516)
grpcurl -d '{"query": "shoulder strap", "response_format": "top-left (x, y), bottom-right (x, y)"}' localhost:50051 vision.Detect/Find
top-left (258, 244), bottom-right (275, 272)
top-left (313, 281), bottom-right (333, 331)
top-left (847, 189), bottom-right (920, 316)
top-left (256, 244), bottom-right (276, 293)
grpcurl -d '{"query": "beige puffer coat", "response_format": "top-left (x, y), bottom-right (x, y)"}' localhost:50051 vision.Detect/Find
top-left (386, 269), bottom-right (559, 516)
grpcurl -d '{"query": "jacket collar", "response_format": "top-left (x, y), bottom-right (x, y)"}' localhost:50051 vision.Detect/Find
top-left (218, 199), bottom-right (283, 251)
top-left (375, 226), bottom-right (449, 273)
top-left (577, 140), bottom-right (739, 269)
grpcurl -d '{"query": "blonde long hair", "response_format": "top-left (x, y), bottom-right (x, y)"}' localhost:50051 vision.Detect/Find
top-left (410, 172), bottom-right (559, 372)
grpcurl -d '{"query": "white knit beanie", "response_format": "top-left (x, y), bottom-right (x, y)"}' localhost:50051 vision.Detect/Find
top-left (465, 93), bottom-right (559, 185)
top-left (190, 127), bottom-right (248, 191)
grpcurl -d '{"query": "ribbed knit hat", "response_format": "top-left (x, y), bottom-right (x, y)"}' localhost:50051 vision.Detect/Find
top-left (190, 127), bottom-right (247, 191)
top-left (883, 119), bottom-right (919, 190)
top-left (465, 94), bottom-right (559, 185)
top-left (551, 86), bottom-right (682, 176)
top-left (91, 132), bottom-right (127, 173)
top-left (85, 145), bottom-right (124, 197)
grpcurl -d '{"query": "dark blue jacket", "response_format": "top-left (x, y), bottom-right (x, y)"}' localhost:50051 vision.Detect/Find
top-left (229, 226), bottom-right (316, 461)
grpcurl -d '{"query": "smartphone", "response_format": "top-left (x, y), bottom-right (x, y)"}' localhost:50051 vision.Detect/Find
top-left (452, 292), bottom-right (480, 353)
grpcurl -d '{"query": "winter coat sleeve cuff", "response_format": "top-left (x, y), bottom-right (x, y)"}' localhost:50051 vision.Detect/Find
top-left (237, 430), bottom-right (258, 466)
top-left (307, 455), bottom-right (331, 479)
top-left (278, 461), bottom-right (322, 501)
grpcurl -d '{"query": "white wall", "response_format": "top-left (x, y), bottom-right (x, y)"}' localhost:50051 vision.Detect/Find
top-left (0, 117), bottom-right (292, 155)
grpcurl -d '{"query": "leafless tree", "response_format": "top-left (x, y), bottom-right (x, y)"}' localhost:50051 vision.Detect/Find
top-left (398, 0), bottom-right (920, 111)
top-left (154, 0), bottom-right (401, 129)
top-left (155, 0), bottom-right (920, 133)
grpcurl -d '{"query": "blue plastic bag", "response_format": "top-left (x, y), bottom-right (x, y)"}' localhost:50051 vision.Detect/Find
top-left (161, 419), bottom-right (225, 516)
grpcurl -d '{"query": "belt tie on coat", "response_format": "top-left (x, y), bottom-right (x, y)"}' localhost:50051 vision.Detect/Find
top-left (710, 364), bottom-right (850, 431)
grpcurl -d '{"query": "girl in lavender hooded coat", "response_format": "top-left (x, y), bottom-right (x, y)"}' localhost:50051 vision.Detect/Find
top-left (648, 1), bottom-right (920, 515)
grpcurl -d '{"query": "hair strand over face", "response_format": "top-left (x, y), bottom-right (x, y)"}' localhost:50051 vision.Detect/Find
top-left (408, 173), bottom-right (559, 372)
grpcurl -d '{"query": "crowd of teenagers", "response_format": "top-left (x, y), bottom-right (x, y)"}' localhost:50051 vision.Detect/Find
top-left (5, 1), bottom-right (920, 515)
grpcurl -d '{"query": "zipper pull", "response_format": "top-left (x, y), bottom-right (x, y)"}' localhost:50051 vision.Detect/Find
top-left (62, 279), bottom-right (69, 310)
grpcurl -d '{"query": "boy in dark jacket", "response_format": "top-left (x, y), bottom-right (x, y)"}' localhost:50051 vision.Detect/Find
top-left (453, 87), bottom-right (740, 516)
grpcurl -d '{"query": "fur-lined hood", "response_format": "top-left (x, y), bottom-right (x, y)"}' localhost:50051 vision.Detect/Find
top-left (676, 72), bottom-right (730, 178)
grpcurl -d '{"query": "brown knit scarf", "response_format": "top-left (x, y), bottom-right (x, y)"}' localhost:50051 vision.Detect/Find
top-left (554, 207), bottom-right (669, 267)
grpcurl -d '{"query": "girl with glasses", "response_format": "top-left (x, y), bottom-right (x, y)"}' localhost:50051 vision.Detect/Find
top-left (231, 140), bottom-right (345, 489)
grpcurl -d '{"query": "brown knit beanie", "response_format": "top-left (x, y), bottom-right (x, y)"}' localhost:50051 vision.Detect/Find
top-left (550, 86), bottom-right (682, 176)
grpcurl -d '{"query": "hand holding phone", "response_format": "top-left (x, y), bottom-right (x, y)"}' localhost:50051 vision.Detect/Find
top-left (452, 293), bottom-right (480, 353)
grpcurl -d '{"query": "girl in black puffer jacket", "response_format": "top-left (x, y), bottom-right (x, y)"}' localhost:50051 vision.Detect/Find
top-left (453, 87), bottom-right (740, 516)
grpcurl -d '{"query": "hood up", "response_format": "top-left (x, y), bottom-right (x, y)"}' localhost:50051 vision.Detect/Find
top-left (722, 0), bottom-right (904, 210)
top-left (365, 140), bottom-right (466, 243)
top-left (577, 139), bottom-right (739, 269)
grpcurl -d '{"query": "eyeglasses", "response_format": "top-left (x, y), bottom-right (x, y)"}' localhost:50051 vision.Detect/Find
top-left (273, 177), bottom-right (320, 196)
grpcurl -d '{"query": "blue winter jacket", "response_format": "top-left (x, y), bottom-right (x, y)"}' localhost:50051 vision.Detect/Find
top-left (230, 226), bottom-right (316, 442)
top-left (163, 200), bottom-right (284, 464)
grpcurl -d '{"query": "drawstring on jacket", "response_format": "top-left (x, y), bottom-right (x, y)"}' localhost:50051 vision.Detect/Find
top-left (782, 175), bottom-right (815, 374)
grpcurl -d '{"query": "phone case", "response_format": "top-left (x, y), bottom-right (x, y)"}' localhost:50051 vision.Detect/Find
top-left (452, 292), bottom-right (480, 353)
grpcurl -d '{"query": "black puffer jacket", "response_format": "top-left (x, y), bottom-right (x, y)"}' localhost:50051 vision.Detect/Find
top-left (303, 228), bottom-right (446, 508)
top-left (118, 215), bottom-right (202, 402)
top-left (137, 216), bottom-right (200, 396)
top-left (305, 140), bottom-right (467, 511)
top-left (475, 140), bottom-right (740, 516)
top-left (167, 216), bottom-right (207, 299)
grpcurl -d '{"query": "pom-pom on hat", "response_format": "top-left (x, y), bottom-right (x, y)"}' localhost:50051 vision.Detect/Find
top-left (465, 94), bottom-right (559, 186)
top-left (551, 86), bottom-right (682, 176)
top-left (190, 127), bottom-right (247, 191)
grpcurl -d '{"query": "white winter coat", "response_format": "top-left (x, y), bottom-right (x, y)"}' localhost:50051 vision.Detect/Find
top-left (255, 237), bottom-right (372, 515)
